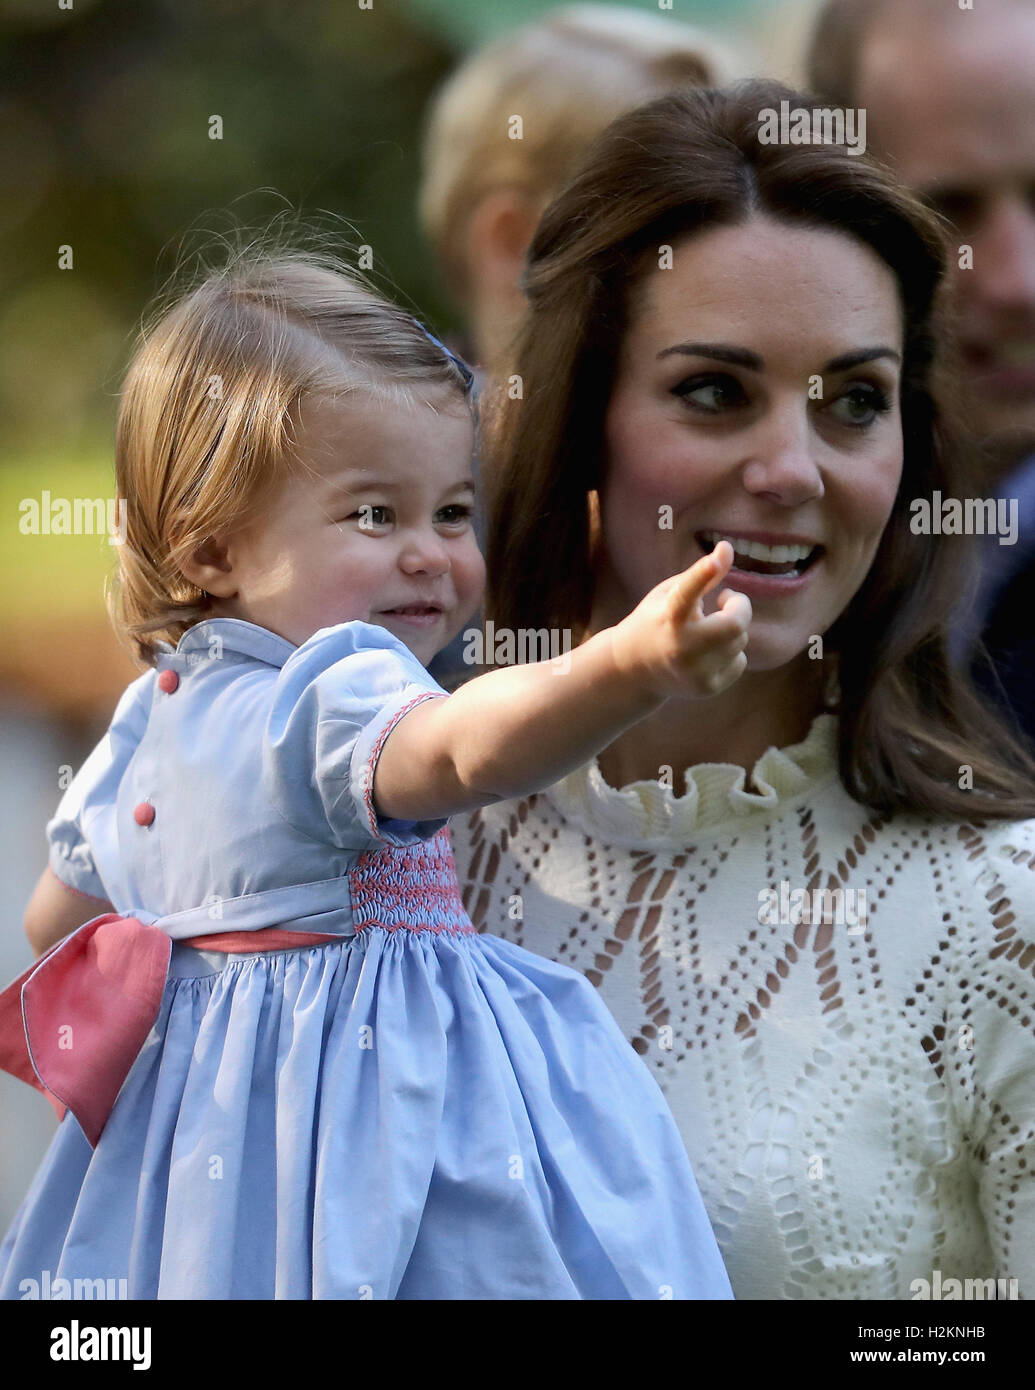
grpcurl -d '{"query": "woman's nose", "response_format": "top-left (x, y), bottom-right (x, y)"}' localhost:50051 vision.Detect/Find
top-left (741, 404), bottom-right (825, 505)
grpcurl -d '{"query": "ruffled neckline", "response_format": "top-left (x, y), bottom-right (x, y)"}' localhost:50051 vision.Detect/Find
top-left (542, 711), bottom-right (840, 847)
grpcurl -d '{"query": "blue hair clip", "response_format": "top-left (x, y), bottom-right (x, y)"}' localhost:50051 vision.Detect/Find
top-left (419, 324), bottom-right (476, 394)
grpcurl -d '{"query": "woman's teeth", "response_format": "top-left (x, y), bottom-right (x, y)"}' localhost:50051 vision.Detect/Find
top-left (697, 530), bottom-right (819, 576)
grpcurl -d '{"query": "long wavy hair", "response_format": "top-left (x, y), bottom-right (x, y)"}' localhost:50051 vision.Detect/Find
top-left (481, 79), bottom-right (1035, 821)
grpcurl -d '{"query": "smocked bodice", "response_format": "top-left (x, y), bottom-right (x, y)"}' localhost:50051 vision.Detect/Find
top-left (349, 829), bottom-right (476, 935)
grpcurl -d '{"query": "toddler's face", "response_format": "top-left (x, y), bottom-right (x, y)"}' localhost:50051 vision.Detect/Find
top-left (210, 392), bottom-right (484, 664)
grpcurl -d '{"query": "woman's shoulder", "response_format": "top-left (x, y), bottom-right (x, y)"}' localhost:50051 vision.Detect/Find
top-left (935, 816), bottom-right (1035, 1145)
top-left (949, 813), bottom-right (1035, 919)
top-left (909, 815), bottom-right (1035, 1040)
top-left (955, 812), bottom-right (1035, 854)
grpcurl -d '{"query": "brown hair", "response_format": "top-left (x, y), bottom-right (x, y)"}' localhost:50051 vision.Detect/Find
top-left (418, 3), bottom-right (740, 308)
top-left (107, 246), bottom-right (471, 667)
top-left (481, 78), bottom-right (1035, 822)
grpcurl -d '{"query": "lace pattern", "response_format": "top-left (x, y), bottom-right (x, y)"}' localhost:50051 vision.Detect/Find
top-left (449, 724), bottom-right (1035, 1300)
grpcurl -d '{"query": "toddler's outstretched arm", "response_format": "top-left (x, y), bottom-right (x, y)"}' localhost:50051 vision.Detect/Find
top-left (374, 541), bottom-right (751, 822)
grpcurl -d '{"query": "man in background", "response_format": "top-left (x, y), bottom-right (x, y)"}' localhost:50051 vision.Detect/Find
top-left (808, 0), bottom-right (1035, 744)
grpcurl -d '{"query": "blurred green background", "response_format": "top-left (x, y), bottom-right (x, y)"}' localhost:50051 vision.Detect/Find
top-left (0, 0), bottom-right (812, 717)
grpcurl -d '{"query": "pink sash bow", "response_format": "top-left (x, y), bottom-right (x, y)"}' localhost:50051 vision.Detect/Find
top-left (0, 914), bottom-right (171, 1148)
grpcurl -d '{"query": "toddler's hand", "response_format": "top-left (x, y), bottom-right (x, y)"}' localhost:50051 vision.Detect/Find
top-left (611, 541), bottom-right (751, 699)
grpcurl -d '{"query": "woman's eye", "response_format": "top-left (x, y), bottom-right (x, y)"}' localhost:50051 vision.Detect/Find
top-left (671, 373), bottom-right (747, 414)
top-left (436, 504), bottom-right (472, 525)
top-left (829, 383), bottom-right (891, 428)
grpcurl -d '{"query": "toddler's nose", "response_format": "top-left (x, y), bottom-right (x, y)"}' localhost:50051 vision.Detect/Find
top-left (398, 533), bottom-right (450, 577)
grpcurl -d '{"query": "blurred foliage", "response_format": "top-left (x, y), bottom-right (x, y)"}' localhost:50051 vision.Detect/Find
top-left (0, 0), bottom-right (464, 461)
top-left (0, 0), bottom-right (768, 464)
top-left (410, 0), bottom-right (759, 45)
top-left (3, 454), bottom-right (115, 616)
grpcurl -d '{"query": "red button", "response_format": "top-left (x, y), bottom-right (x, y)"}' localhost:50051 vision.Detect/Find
top-left (134, 802), bottom-right (155, 827)
top-left (158, 669), bottom-right (179, 693)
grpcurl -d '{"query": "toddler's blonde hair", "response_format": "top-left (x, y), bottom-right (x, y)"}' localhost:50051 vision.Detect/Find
top-left (418, 4), bottom-right (741, 307)
top-left (107, 247), bottom-right (471, 667)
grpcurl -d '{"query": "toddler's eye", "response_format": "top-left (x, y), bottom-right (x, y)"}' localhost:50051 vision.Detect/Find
top-left (436, 504), bottom-right (473, 525)
top-left (829, 383), bottom-right (891, 427)
top-left (349, 505), bottom-right (391, 530)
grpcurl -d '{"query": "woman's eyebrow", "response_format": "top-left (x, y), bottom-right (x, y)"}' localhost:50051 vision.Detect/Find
top-left (657, 343), bottom-right (763, 369)
top-left (656, 343), bottom-right (901, 372)
top-left (823, 347), bottom-right (901, 372)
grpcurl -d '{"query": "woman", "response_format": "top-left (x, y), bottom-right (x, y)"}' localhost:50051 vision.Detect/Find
top-left (450, 79), bottom-right (1035, 1301)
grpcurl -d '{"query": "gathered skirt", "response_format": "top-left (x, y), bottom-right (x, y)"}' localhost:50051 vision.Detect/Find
top-left (0, 925), bottom-right (732, 1300)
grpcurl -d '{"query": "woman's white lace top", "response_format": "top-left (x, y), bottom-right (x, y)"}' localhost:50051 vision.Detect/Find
top-left (449, 711), bottom-right (1035, 1300)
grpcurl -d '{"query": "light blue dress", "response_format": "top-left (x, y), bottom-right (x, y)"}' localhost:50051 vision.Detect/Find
top-left (0, 618), bottom-right (732, 1300)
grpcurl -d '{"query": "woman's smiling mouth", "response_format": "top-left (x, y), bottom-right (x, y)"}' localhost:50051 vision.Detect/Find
top-left (695, 529), bottom-right (825, 597)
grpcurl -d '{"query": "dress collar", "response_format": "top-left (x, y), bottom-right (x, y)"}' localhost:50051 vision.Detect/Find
top-left (156, 618), bottom-right (298, 669)
top-left (542, 711), bottom-right (841, 848)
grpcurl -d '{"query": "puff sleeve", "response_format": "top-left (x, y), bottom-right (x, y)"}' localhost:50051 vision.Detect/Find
top-left (263, 621), bottom-right (451, 852)
top-left (46, 668), bottom-right (156, 901)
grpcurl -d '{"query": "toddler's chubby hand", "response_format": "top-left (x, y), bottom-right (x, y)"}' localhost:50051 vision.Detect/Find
top-left (610, 541), bottom-right (752, 700)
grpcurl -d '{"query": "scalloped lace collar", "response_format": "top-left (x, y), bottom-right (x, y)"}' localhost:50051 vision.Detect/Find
top-left (542, 711), bottom-right (840, 847)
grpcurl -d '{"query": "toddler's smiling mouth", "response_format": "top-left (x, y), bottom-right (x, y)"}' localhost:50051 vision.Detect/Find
top-left (376, 603), bottom-right (446, 628)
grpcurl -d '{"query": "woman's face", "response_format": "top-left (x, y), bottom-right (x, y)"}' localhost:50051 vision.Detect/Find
top-left (596, 215), bottom-right (906, 670)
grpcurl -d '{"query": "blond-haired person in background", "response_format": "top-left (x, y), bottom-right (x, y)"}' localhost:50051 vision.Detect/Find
top-left (418, 4), bottom-right (742, 377)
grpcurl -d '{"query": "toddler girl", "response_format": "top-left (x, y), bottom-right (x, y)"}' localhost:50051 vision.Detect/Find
top-left (0, 253), bottom-right (749, 1300)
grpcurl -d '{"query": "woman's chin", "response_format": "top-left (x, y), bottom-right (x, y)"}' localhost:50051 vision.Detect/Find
top-left (743, 637), bottom-right (824, 677)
